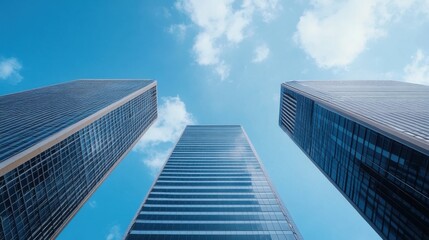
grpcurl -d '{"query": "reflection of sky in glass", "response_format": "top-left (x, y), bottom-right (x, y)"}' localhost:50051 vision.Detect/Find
top-left (0, 80), bottom-right (153, 163)
top-left (126, 125), bottom-right (302, 240)
top-left (280, 81), bottom-right (429, 240)
top-left (289, 80), bottom-right (429, 145)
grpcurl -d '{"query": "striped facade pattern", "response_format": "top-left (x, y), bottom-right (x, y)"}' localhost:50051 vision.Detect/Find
top-left (126, 125), bottom-right (302, 240)
top-left (0, 80), bottom-right (157, 239)
top-left (279, 81), bottom-right (429, 240)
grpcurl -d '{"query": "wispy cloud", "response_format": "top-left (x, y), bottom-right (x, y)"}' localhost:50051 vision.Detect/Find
top-left (0, 57), bottom-right (23, 83)
top-left (404, 49), bottom-right (429, 85)
top-left (294, 0), bottom-right (421, 69)
top-left (136, 96), bottom-right (195, 173)
top-left (176, 0), bottom-right (279, 80)
top-left (106, 225), bottom-right (120, 240)
top-left (252, 44), bottom-right (270, 63)
top-left (168, 24), bottom-right (188, 41)
top-left (143, 149), bottom-right (172, 174)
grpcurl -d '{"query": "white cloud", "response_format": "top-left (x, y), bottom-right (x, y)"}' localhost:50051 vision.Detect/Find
top-left (294, 0), bottom-right (419, 68)
top-left (252, 44), bottom-right (270, 63)
top-left (143, 149), bottom-right (172, 174)
top-left (193, 32), bottom-right (221, 65)
top-left (215, 61), bottom-right (230, 80)
top-left (0, 57), bottom-right (22, 83)
top-left (424, 0), bottom-right (429, 15)
top-left (136, 96), bottom-right (195, 172)
top-left (136, 96), bottom-right (195, 149)
top-left (404, 49), bottom-right (429, 85)
top-left (251, 0), bottom-right (280, 22)
top-left (106, 225), bottom-right (120, 240)
top-left (176, 0), bottom-right (279, 79)
top-left (168, 24), bottom-right (188, 41)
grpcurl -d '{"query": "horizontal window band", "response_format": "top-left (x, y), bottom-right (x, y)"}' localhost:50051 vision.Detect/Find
top-left (149, 192), bottom-right (274, 195)
top-left (143, 204), bottom-right (279, 208)
top-left (174, 145), bottom-right (252, 148)
top-left (165, 160), bottom-right (258, 163)
top-left (153, 185), bottom-right (269, 188)
top-left (166, 161), bottom-right (259, 163)
top-left (167, 159), bottom-right (259, 165)
top-left (168, 157), bottom-right (256, 159)
top-left (156, 180), bottom-right (267, 183)
top-left (174, 143), bottom-right (251, 145)
top-left (170, 155), bottom-right (256, 158)
top-left (164, 164), bottom-right (260, 167)
top-left (171, 151), bottom-right (253, 154)
top-left (131, 222), bottom-right (291, 231)
top-left (153, 185), bottom-right (270, 188)
top-left (155, 183), bottom-right (269, 186)
top-left (173, 146), bottom-right (252, 148)
top-left (162, 167), bottom-right (261, 170)
top-left (151, 187), bottom-right (271, 190)
top-left (167, 159), bottom-right (257, 161)
top-left (146, 198), bottom-right (277, 201)
top-left (160, 173), bottom-right (264, 176)
top-left (163, 166), bottom-right (261, 169)
top-left (126, 233), bottom-right (294, 240)
top-left (161, 168), bottom-right (262, 170)
top-left (140, 208), bottom-right (280, 213)
top-left (135, 220), bottom-right (289, 224)
top-left (170, 151), bottom-right (254, 153)
top-left (144, 200), bottom-right (278, 205)
top-left (148, 193), bottom-right (275, 197)
top-left (162, 170), bottom-right (261, 173)
top-left (156, 181), bottom-right (267, 184)
top-left (162, 169), bottom-right (262, 174)
top-left (157, 177), bottom-right (266, 181)
top-left (150, 189), bottom-right (272, 193)
top-left (136, 214), bottom-right (285, 221)
top-left (139, 211), bottom-right (285, 215)
top-left (129, 230), bottom-right (293, 235)
top-left (171, 151), bottom-right (254, 153)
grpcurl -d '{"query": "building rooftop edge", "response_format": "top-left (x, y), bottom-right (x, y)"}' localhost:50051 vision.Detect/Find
top-left (0, 79), bottom-right (156, 97)
top-left (0, 81), bottom-right (157, 176)
top-left (281, 82), bottom-right (429, 155)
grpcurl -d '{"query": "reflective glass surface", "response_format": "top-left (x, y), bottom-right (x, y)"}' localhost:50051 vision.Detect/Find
top-left (126, 125), bottom-right (302, 240)
top-left (0, 80), bottom-right (153, 163)
top-left (280, 81), bottom-right (429, 240)
top-left (0, 81), bottom-right (157, 240)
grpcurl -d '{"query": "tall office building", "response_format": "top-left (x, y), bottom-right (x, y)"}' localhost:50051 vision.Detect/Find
top-left (0, 80), bottom-right (157, 239)
top-left (126, 125), bottom-right (302, 240)
top-left (279, 80), bottom-right (429, 239)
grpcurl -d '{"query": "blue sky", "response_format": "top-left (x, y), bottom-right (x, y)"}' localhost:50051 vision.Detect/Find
top-left (1, 1), bottom-right (429, 239)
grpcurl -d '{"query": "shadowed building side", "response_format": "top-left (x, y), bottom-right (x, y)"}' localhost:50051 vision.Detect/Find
top-left (279, 80), bottom-right (429, 240)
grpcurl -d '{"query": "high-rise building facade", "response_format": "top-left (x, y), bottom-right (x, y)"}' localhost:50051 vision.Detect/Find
top-left (0, 80), bottom-right (157, 239)
top-left (279, 80), bottom-right (429, 239)
top-left (126, 125), bottom-right (302, 240)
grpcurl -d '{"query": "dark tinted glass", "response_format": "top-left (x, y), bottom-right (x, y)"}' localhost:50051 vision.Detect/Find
top-left (279, 81), bottom-right (429, 240)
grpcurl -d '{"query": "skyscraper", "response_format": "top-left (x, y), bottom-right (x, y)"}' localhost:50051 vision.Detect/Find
top-left (279, 80), bottom-right (429, 239)
top-left (126, 125), bottom-right (302, 240)
top-left (0, 80), bottom-right (157, 239)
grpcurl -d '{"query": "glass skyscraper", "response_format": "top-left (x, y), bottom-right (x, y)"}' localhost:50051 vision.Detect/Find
top-left (126, 125), bottom-right (302, 240)
top-left (0, 80), bottom-right (157, 239)
top-left (279, 80), bottom-right (429, 239)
